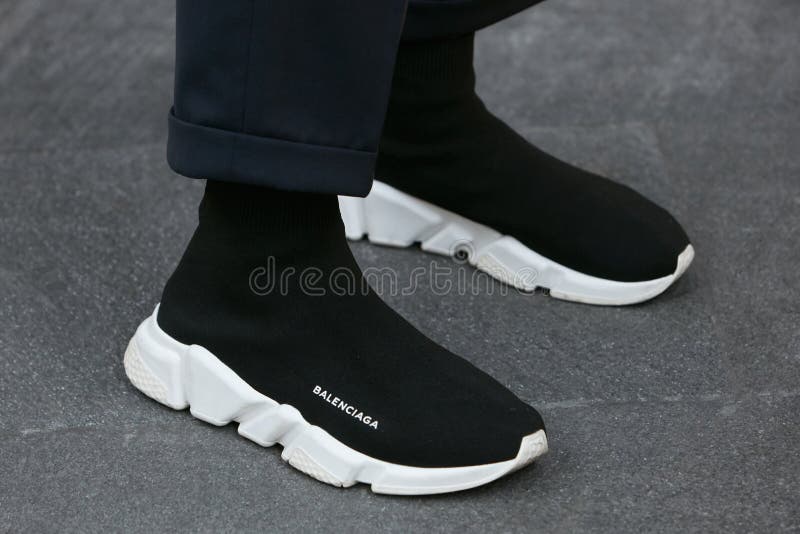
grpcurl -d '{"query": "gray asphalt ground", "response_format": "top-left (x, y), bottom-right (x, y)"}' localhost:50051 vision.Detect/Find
top-left (1, 1), bottom-right (798, 532)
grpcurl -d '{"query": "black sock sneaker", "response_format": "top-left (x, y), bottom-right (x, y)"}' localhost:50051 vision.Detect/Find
top-left (339, 33), bottom-right (693, 306)
top-left (124, 181), bottom-right (547, 495)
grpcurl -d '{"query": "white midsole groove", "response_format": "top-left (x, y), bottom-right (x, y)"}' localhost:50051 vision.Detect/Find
top-left (123, 306), bottom-right (548, 495)
top-left (339, 181), bottom-right (694, 306)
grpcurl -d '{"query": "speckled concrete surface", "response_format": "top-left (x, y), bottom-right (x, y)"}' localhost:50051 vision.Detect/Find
top-left (1, 1), bottom-right (798, 532)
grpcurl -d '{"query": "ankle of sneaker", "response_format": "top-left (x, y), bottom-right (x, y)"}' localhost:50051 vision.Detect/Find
top-left (381, 32), bottom-right (483, 158)
top-left (392, 33), bottom-right (476, 91)
top-left (199, 180), bottom-right (343, 236)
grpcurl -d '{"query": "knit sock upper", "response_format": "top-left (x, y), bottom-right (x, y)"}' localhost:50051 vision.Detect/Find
top-left (156, 180), bottom-right (544, 467)
top-left (376, 34), bottom-right (690, 282)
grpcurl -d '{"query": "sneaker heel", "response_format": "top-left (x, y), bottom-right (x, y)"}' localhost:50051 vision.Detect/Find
top-left (338, 195), bottom-right (367, 240)
top-left (123, 308), bottom-right (188, 410)
top-left (352, 182), bottom-right (442, 247)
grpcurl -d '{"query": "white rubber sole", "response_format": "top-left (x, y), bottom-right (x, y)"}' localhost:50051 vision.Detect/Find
top-left (124, 307), bottom-right (548, 495)
top-left (339, 181), bottom-right (694, 306)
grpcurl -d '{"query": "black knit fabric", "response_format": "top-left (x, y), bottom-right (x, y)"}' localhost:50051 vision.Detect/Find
top-left (157, 181), bottom-right (544, 468)
top-left (377, 34), bottom-right (690, 282)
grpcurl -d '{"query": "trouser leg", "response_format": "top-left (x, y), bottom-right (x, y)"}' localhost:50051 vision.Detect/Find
top-left (167, 0), bottom-right (542, 196)
top-left (167, 0), bottom-right (408, 197)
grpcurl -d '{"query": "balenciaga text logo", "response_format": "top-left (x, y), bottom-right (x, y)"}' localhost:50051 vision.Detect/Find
top-left (312, 385), bottom-right (379, 430)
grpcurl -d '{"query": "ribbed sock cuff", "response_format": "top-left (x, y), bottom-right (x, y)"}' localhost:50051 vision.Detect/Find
top-left (199, 180), bottom-right (341, 234)
top-left (393, 33), bottom-right (475, 86)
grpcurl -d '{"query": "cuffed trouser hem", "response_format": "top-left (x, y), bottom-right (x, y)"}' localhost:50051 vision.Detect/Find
top-left (166, 109), bottom-right (376, 197)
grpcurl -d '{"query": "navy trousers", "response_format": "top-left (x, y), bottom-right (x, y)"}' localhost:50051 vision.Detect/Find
top-left (167, 0), bottom-right (540, 197)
